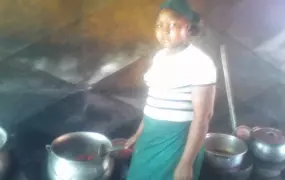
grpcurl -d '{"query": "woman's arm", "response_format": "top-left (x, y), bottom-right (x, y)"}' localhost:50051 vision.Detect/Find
top-left (134, 120), bottom-right (144, 137)
top-left (125, 117), bottom-right (144, 148)
top-left (180, 84), bottom-right (216, 165)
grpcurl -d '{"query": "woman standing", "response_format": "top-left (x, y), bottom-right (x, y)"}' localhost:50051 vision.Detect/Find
top-left (125, 0), bottom-right (216, 179)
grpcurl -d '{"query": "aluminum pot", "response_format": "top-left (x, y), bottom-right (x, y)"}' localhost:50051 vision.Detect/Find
top-left (46, 132), bottom-right (114, 180)
top-left (251, 127), bottom-right (285, 162)
top-left (47, 157), bottom-right (114, 180)
top-left (205, 133), bottom-right (248, 169)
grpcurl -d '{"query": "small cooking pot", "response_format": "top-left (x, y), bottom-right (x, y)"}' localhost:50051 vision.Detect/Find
top-left (205, 133), bottom-right (248, 169)
top-left (46, 132), bottom-right (114, 180)
top-left (250, 127), bottom-right (285, 163)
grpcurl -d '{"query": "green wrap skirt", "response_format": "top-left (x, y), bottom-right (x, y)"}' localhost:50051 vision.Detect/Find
top-left (127, 116), bottom-right (205, 180)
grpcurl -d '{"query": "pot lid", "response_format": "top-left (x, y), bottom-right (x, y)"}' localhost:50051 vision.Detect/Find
top-left (252, 128), bottom-right (285, 145)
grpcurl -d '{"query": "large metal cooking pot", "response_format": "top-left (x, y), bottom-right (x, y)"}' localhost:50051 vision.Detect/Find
top-left (46, 132), bottom-right (114, 180)
top-left (205, 133), bottom-right (248, 169)
top-left (251, 127), bottom-right (285, 163)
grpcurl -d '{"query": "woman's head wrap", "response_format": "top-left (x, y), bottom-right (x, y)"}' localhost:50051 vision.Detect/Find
top-left (160, 0), bottom-right (200, 24)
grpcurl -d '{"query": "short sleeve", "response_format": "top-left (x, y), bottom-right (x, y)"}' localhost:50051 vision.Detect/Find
top-left (190, 53), bottom-right (217, 86)
top-left (144, 49), bottom-right (165, 83)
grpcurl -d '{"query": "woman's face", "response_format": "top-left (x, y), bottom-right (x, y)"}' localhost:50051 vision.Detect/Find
top-left (155, 9), bottom-right (190, 48)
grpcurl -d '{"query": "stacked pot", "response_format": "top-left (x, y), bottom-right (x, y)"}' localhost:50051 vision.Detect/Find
top-left (236, 126), bottom-right (285, 178)
top-left (250, 127), bottom-right (285, 163)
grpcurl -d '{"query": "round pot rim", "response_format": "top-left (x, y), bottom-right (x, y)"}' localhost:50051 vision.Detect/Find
top-left (205, 148), bottom-right (247, 157)
top-left (205, 133), bottom-right (248, 157)
top-left (47, 131), bottom-right (112, 164)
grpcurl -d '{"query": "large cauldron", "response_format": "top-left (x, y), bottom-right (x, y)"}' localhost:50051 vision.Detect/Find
top-left (46, 132), bottom-right (114, 180)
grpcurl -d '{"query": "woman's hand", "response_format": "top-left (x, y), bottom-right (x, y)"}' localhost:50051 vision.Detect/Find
top-left (174, 161), bottom-right (193, 180)
top-left (125, 134), bottom-right (139, 149)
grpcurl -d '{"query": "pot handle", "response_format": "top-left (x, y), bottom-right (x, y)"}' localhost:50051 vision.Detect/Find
top-left (98, 144), bottom-right (106, 157)
top-left (46, 145), bottom-right (51, 152)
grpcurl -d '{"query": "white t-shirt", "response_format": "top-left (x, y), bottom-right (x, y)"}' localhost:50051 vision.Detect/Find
top-left (143, 45), bottom-right (217, 122)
